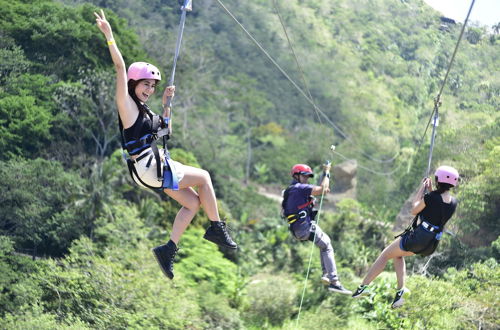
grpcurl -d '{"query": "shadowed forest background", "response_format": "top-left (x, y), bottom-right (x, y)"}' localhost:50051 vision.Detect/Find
top-left (0, 0), bottom-right (498, 328)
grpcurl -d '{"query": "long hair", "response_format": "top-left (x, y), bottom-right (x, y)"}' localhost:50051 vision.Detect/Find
top-left (127, 79), bottom-right (149, 117)
top-left (434, 176), bottom-right (454, 194)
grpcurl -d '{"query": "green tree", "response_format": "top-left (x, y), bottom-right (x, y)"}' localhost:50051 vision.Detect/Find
top-left (0, 44), bottom-right (31, 83)
top-left (219, 74), bottom-right (274, 183)
top-left (54, 69), bottom-right (119, 159)
top-left (0, 74), bottom-right (55, 160)
top-left (0, 0), bottom-right (145, 80)
top-left (0, 158), bottom-right (87, 256)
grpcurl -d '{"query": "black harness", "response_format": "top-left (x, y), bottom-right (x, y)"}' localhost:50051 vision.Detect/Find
top-left (396, 198), bottom-right (457, 256)
top-left (119, 105), bottom-right (176, 191)
top-left (281, 184), bottom-right (316, 225)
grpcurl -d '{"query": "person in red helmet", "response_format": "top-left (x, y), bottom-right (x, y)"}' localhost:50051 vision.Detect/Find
top-left (94, 9), bottom-right (237, 280)
top-left (352, 166), bottom-right (459, 308)
top-left (282, 163), bottom-right (352, 294)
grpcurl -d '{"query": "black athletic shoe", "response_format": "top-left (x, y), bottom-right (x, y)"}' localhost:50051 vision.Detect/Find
top-left (328, 282), bottom-right (352, 295)
top-left (352, 285), bottom-right (370, 298)
top-left (152, 240), bottom-right (178, 279)
top-left (391, 287), bottom-right (410, 308)
top-left (203, 221), bottom-right (238, 249)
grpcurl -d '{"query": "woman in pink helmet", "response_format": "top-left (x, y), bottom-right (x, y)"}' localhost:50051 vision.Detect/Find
top-left (94, 9), bottom-right (237, 280)
top-left (352, 165), bottom-right (459, 308)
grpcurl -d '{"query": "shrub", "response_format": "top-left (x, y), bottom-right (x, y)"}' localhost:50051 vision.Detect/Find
top-left (244, 273), bottom-right (298, 326)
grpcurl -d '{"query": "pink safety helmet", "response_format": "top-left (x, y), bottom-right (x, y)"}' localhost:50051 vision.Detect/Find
top-left (435, 165), bottom-right (459, 186)
top-left (291, 164), bottom-right (314, 177)
top-left (127, 62), bottom-right (162, 81)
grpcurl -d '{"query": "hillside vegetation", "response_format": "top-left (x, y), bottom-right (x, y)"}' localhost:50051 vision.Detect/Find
top-left (0, 0), bottom-right (498, 328)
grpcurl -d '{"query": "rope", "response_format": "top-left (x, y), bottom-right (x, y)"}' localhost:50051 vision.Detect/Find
top-left (295, 185), bottom-right (327, 326)
top-left (214, 0), bottom-right (400, 165)
top-left (165, 0), bottom-right (192, 108)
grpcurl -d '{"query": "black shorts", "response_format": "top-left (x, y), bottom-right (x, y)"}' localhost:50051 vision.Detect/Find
top-left (400, 224), bottom-right (440, 256)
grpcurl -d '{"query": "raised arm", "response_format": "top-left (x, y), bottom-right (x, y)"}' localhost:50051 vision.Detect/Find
top-left (94, 9), bottom-right (137, 128)
top-left (411, 177), bottom-right (431, 215)
top-left (162, 85), bottom-right (176, 135)
top-left (311, 163), bottom-right (331, 195)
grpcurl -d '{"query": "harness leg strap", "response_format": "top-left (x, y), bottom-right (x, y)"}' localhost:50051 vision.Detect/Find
top-left (162, 157), bottom-right (179, 190)
top-left (150, 143), bottom-right (162, 181)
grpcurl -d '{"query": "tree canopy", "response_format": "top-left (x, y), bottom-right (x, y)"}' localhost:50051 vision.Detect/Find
top-left (0, 0), bottom-right (498, 328)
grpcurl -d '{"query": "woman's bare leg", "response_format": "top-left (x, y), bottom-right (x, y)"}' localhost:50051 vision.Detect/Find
top-left (176, 165), bottom-right (221, 221)
top-left (361, 238), bottom-right (414, 286)
top-left (163, 187), bottom-right (200, 244)
top-left (394, 256), bottom-right (406, 290)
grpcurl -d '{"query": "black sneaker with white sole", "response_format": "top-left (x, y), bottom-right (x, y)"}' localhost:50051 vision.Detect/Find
top-left (391, 287), bottom-right (409, 308)
top-left (328, 282), bottom-right (352, 295)
top-left (352, 285), bottom-right (370, 298)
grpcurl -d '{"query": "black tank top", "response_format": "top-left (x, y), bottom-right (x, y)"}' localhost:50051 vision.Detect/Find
top-left (419, 191), bottom-right (457, 227)
top-left (122, 110), bottom-right (153, 156)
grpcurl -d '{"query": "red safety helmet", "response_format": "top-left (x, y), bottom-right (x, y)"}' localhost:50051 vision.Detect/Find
top-left (291, 164), bottom-right (314, 177)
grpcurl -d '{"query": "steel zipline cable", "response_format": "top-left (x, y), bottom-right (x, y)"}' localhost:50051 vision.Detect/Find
top-left (272, 0), bottom-right (322, 125)
top-left (271, 0), bottom-right (402, 165)
top-left (214, 0), bottom-right (401, 166)
top-left (417, 0), bottom-right (476, 177)
top-left (214, 0), bottom-right (476, 177)
top-left (293, 0), bottom-right (475, 322)
top-left (209, 0), bottom-right (477, 325)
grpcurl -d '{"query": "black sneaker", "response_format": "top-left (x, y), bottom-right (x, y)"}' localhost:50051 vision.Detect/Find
top-left (391, 287), bottom-right (409, 308)
top-left (203, 221), bottom-right (238, 249)
top-left (152, 240), bottom-right (178, 279)
top-left (352, 285), bottom-right (370, 298)
top-left (328, 282), bottom-right (352, 295)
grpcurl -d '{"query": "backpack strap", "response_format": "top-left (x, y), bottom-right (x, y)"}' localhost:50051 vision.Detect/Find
top-left (281, 185), bottom-right (292, 217)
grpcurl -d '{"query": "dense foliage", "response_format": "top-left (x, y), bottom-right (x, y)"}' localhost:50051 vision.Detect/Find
top-left (0, 0), bottom-right (498, 328)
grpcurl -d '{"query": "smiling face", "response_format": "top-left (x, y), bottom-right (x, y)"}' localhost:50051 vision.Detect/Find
top-left (134, 79), bottom-right (157, 103)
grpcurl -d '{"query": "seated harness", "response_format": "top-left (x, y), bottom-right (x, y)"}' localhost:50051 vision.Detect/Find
top-left (119, 104), bottom-right (179, 191)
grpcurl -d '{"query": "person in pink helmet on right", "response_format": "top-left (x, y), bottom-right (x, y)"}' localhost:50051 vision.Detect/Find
top-left (94, 9), bottom-right (237, 280)
top-left (352, 166), bottom-right (459, 308)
